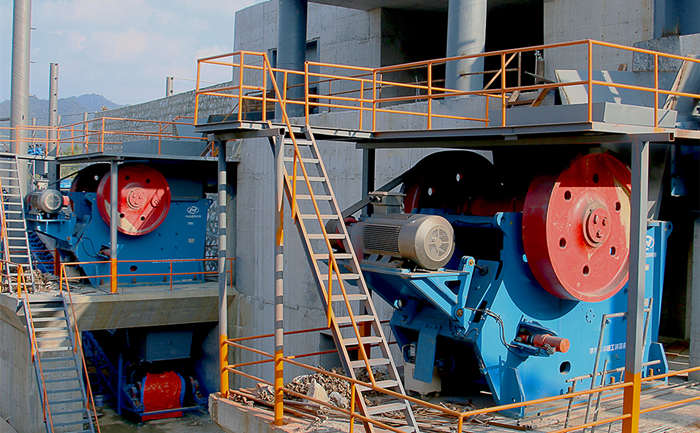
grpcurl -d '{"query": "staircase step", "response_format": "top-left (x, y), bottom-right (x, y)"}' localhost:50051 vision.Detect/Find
top-left (51, 398), bottom-right (83, 405)
top-left (350, 358), bottom-right (391, 369)
top-left (32, 307), bottom-right (64, 313)
top-left (53, 420), bottom-right (88, 427)
top-left (33, 327), bottom-right (69, 332)
top-left (51, 409), bottom-right (86, 417)
top-left (300, 214), bottom-right (339, 220)
top-left (36, 336), bottom-right (69, 342)
top-left (33, 317), bottom-right (67, 322)
top-left (335, 315), bottom-right (375, 325)
top-left (357, 380), bottom-right (399, 392)
top-left (295, 194), bottom-right (332, 201)
top-left (365, 402), bottom-right (409, 416)
top-left (295, 176), bottom-right (326, 182)
top-left (283, 139), bottom-right (313, 146)
top-left (37, 346), bottom-right (72, 352)
top-left (44, 367), bottom-right (76, 373)
top-left (331, 293), bottom-right (368, 302)
top-left (44, 377), bottom-right (79, 384)
top-left (284, 157), bottom-right (319, 164)
top-left (320, 273), bottom-right (360, 281)
top-left (47, 387), bottom-right (81, 394)
top-left (342, 336), bottom-right (382, 346)
top-left (313, 253), bottom-right (353, 260)
top-left (308, 233), bottom-right (346, 240)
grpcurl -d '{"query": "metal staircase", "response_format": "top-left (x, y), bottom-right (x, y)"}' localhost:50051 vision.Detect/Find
top-left (0, 154), bottom-right (35, 291)
top-left (271, 126), bottom-right (419, 432)
top-left (22, 295), bottom-right (97, 433)
top-left (28, 230), bottom-right (57, 274)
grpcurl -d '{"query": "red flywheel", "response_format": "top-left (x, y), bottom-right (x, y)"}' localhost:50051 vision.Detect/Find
top-left (522, 153), bottom-right (631, 302)
top-left (96, 164), bottom-right (171, 236)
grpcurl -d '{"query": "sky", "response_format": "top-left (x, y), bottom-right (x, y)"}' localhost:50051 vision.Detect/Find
top-left (1, 0), bottom-right (266, 106)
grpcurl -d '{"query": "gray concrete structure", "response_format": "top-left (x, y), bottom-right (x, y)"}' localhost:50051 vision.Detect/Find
top-left (10, 0), bottom-right (31, 193)
top-left (276, 0), bottom-right (308, 117)
top-left (445, 0), bottom-right (487, 90)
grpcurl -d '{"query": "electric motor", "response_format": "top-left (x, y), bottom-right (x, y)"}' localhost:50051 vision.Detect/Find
top-left (351, 213), bottom-right (455, 270)
top-left (27, 189), bottom-right (63, 214)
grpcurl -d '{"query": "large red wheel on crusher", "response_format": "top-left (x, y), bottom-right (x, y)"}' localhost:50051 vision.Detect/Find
top-left (96, 164), bottom-right (171, 236)
top-left (522, 153), bottom-right (631, 302)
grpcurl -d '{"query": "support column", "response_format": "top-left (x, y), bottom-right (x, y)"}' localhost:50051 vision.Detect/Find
top-left (361, 148), bottom-right (375, 217)
top-left (217, 140), bottom-right (229, 397)
top-left (445, 0), bottom-right (487, 91)
top-left (276, 0), bottom-right (308, 118)
top-left (48, 63), bottom-right (59, 184)
top-left (10, 0), bottom-right (31, 193)
top-left (109, 161), bottom-right (118, 294)
top-left (273, 132), bottom-right (285, 425)
top-left (622, 139), bottom-right (649, 433)
top-left (690, 217), bottom-right (700, 381)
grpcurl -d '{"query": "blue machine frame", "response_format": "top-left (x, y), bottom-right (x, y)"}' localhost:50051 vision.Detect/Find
top-left (361, 212), bottom-right (671, 416)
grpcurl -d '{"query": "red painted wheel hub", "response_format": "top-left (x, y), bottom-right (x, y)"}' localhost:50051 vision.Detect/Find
top-left (96, 164), bottom-right (171, 236)
top-left (522, 153), bottom-right (631, 302)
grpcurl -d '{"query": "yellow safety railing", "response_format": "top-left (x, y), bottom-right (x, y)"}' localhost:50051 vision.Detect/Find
top-left (59, 257), bottom-right (235, 294)
top-left (194, 39), bottom-right (700, 132)
top-left (222, 324), bottom-right (700, 433)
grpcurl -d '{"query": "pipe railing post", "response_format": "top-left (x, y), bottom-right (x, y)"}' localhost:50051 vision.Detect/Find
top-left (587, 40), bottom-right (593, 123)
top-left (427, 62), bottom-right (433, 130)
top-left (109, 161), bottom-right (118, 294)
top-left (273, 129), bottom-right (285, 425)
top-left (372, 71), bottom-right (377, 132)
top-left (653, 54), bottom-right (659, 128)
top-left (501, 53), bottom-right (506, 127)
top-left (217, 139), bottom-right (229, 397)
top-left (238, 53), bottom-right (245, 122)
top-left (304, 62), bottom-right (310, 124)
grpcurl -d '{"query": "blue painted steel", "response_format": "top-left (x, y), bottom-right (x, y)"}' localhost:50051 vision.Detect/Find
top-left (361, 212), bottom-right (672, 416)
top-left (26, 190), bottom-right (210, 288)
top-left (27, 230), bottom-right (54, 273)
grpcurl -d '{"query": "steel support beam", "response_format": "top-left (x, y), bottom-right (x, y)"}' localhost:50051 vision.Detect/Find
top-left (273, 131), bottom-right (285, 425)
top-left (217, 140), bottom-right (229, 397)
top-left (622, 138), bottom-right (649, 433)
top-left (109, 161), bottom-right (118, 293)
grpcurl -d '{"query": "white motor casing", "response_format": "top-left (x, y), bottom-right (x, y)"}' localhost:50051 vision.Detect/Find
top-left (350, 213), bottom-right (455, 270)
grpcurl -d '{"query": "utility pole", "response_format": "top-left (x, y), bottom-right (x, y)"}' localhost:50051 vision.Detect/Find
top-left (166, 76), bottom-right (174, 97)
top-left (10, 0), bottom-right (32, 193)
top-left (48, 63), bottom-right (59, 184)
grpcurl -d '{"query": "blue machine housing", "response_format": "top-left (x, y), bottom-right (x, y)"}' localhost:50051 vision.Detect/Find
top-left (26, 165), bottom-right (211, 288)
top-left (361, 211), bottom-right (671, 416)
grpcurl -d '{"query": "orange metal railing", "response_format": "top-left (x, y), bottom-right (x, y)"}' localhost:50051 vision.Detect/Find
top-left (0, 116), bottom-right (209, 158)
top-left (194, 39), bottom-right (700, 132)
top-left (58, 257), bottom-right (235, 294)
top-left (222, 325), bottom-right (700, 433)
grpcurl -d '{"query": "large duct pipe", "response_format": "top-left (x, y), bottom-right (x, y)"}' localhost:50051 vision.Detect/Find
top-left (445, 0), bottom-right (487, 91)
top-left (47, 63), bottom-right (58, 183)
top-left (10, 0), bottom-right (31, 191)
top-left (276, 0), bottom-right (308, 118)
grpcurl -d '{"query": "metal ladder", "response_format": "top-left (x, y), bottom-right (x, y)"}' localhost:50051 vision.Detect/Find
top-left (22, 295), bottom-right (97, 433)
top-left (0, 154), bottom-right (35, 291)
top-left (271, 127), bottom-right (419, 432)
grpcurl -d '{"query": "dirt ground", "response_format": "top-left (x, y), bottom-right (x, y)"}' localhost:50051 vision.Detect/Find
top-left (98, 407), bottom-right (222, 433)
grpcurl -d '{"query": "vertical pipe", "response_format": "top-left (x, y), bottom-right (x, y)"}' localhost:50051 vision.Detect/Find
top-left (445, 0), bottom-right (487, 91)
top-left (427, 63), bottom-right (433, 130)
top-left (273, 131), bottom-right (285, 425)
top-left (622, 138), bottom-right (649, 433)
top-left (217, 140), bottom-right (229, 397)
top-left (587, 41), bottom-right (593, 123)
top-left (110, 162), bottom-right (118, 294)
top-left (48, 63), bottom-right (59, 184)
top-left (361, 149), bottom-right (375, 218)
top-left (10, 0), bottom-right (31, 193)
top-left (276, 0), bottom-right (308, 118)
top-left (165, 76), bottom-right (174, 97)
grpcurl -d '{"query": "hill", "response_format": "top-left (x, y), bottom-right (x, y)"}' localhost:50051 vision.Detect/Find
top-left (0, 94), bottom-right (121, 125)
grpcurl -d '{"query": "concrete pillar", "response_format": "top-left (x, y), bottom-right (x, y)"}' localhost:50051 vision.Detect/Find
top-left (276, 0), bottom-right (308, 118)
top-left (10, 0), bottom-right (31, 192)
top-left (690, 217), bottom-right (700, 381)
top-left (48, 63), bottom-right (59, 184)
top-left (445, 0), bottom-right (487, 91)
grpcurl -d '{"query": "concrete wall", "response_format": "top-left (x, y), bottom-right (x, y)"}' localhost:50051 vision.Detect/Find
top-left (544, 0), bottom-right (654, 79)
top-left (0, 299), bottom-right (42, 433)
